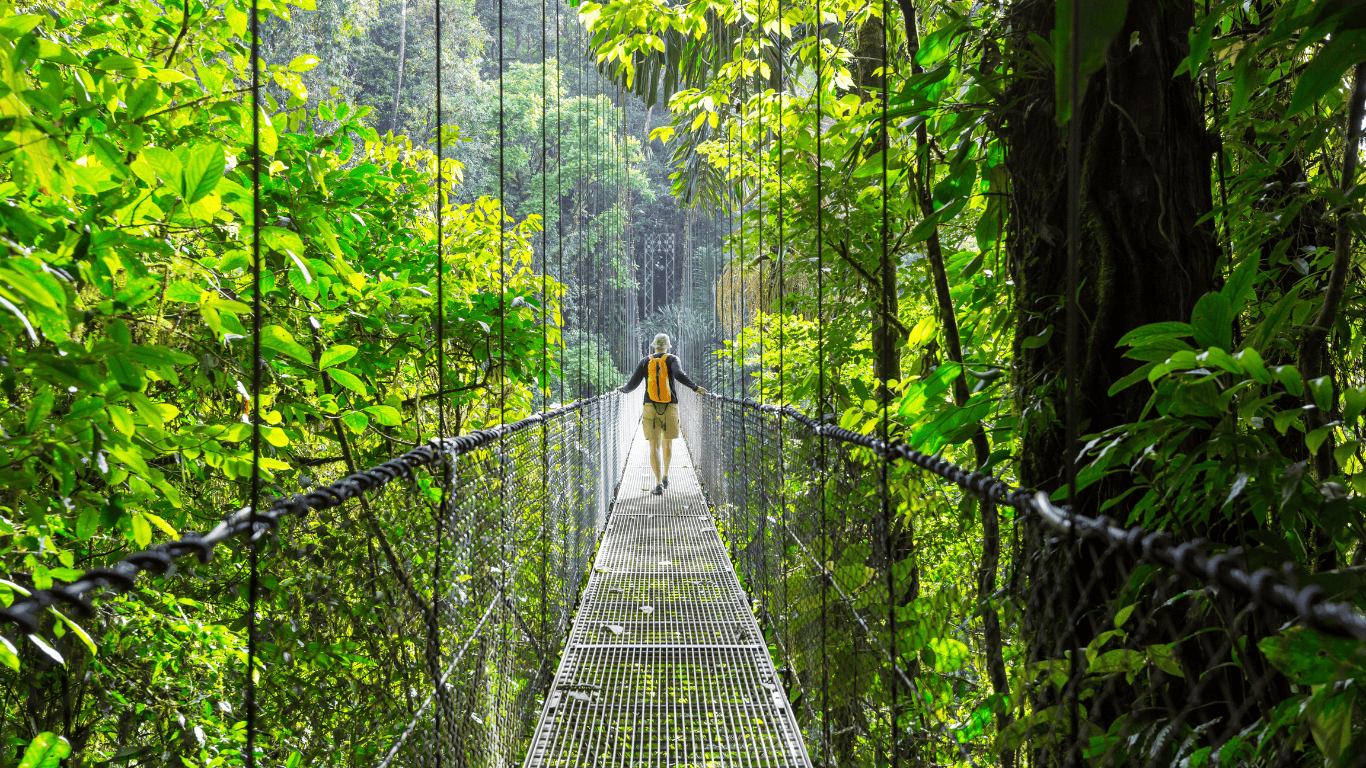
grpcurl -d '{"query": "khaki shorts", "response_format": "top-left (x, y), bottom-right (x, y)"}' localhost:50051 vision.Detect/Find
top-left (642, 402), bottom-right (679, 440)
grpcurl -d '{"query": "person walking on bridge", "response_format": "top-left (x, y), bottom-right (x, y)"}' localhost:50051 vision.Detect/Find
top-left (618, 333), bottom-right (706, 496)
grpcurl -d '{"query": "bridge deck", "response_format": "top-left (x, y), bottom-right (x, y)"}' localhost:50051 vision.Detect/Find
top-left (524, 432), bottom-right (811, 768)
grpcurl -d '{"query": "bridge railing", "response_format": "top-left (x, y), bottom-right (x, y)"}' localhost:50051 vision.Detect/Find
top-left (679, 389), bottom-right (1366, 768)
top-left (1, 393), bottom-right (640, 767)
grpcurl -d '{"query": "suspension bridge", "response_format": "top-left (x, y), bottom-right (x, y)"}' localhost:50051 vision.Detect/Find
top-left (5, 0), bottom-right (1366, 763)
top-left (6, 384), bottom-right (1366, 767)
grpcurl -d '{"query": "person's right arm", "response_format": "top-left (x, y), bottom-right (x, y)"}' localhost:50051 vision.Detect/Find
top-left (618, 358), bottom-right (646, 393)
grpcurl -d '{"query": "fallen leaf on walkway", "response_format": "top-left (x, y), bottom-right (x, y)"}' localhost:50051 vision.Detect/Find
top-left (595, 567), bottom-right (613, 574)
top-left (640, 605), bottom-right (654, 615)
top-left (567, 692), bottom-right (592, 702)
top-left (607, 588), bottom-right (623, 595)
top-left (601, 624), bottom-right (625, 635)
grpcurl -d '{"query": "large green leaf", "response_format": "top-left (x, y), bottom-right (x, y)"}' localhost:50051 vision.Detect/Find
top-left (17, 733), bottom-right (70, 768)
top-left (319, 344), bottom-right (358, 369)
top-left (141, 147), bottom-right (184, 197)
top-left (259, 325), bottom-right (313, 364)
top-left (1258, 626), bottom-right (1366, 685)
top-left (182, 143), bottom-right (226, 204)
top-left (1190, 292), bottom-right (1233, 351)
top-left (1287, 30), bottom-right (1366, 115)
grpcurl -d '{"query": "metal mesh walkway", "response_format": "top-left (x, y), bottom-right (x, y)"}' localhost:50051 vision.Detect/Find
top-left (524, 433), bottom-right (812, 768)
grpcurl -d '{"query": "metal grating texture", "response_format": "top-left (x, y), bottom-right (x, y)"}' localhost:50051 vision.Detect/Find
top-left (525, 435), bottom-right (812, 768)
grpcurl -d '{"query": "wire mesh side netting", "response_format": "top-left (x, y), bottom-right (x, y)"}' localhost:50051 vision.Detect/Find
top-left (678, 389), bottom-right (1366, 768)
top-left (1, 393), bottom-right (641, 767)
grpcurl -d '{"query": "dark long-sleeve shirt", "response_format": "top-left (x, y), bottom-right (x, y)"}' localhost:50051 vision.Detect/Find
top-left (620, 353), bottom-right (699, 404)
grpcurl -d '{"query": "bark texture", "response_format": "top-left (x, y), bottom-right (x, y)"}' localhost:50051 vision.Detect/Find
top-left (1001, 0), bottom-right (1218, 506)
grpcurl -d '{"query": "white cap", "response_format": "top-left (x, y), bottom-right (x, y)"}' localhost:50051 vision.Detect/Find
top-left (652, 333), bottom-right (671, 351)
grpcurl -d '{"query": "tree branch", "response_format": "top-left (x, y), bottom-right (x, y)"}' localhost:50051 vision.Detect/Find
top-left (830, 240), bottom-right (910, 337)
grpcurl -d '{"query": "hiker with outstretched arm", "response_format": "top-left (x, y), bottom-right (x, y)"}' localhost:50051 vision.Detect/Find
top-left (617, 333), bottom-right (706, 496)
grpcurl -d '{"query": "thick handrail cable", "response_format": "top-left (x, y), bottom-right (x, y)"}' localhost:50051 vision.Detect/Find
top-left (699, 393), bottom-right (1366, 643)
top-left (0, 393), bottom-right (621, 634)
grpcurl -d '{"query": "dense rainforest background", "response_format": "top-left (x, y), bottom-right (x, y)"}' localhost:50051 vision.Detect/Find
top-left (5, 0), bottom-right (1366, 763)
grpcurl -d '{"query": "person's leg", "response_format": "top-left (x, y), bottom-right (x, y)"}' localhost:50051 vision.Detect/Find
top-left (648, 435), bottom-right (662, 484)
top-left (660, 403), bottom-right (679, 488)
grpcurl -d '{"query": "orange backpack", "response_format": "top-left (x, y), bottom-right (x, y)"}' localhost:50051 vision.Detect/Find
top-left (646, 354), bottom-right (673, 403)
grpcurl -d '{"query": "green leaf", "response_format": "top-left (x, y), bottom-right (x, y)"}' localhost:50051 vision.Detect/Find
top-left (131, 513), bottom-right (152, 548)
top-left (164, 281), bottom-right (202, 302)
top-left (1146, 644), bottom-right (1184, 678)
top-left (182, 144), bottom-right (226, 204)
top-left (126, 345), bottom-right (196, 368)
top-left (1344, 386), bottom-right (1366, 423)
top-left (1287, 30), bottom-right (1366, 115)
top-left (0, 636), bottom-right (18, 672)
top-left (1117, 321), bottom-right (1194, 348)
top-left (1190, 292), bottom-right (1233, 351)
top-left (141, 147), bottom-right (184, 197)
top-left (1258, 626), bottom-right (1366, 685)
top-left (107, 357), bottom-right (146, 392)
top-left (1221, 255), bottom-right (1258, 314)
top-left (1307, 425), bottom-right (1334, 456)
top-left (106, 405), bottom-right (135, 437)
top-left (0, 15), bottom-right (43, 39)
top-left (48, 610), bottom-right (97, 656)
top-left (319, 345), bottom-right (357, 369)
top-left (1107, 361), bottom-right (1158, 396)
top-left (257, 106), bottom-right (278, 156)
top-left (16, 733), bottom-right (70, 768)
top-left (1022, 324), bottom-right (1053, 349)
top-left (1334, 440), bottom-right (1359, 469)
top-left (1307, 376), bottom-right (1334, 411)
top-left (262, 226), bottom-right (305, 257)
top-left (1055, 0), bottom-right (1132, 124)
top-left (957, 252), bottom-right (985, 280)
top-left (1274, 365), bottom-right (1304, 397)
top-left (1274, 407), bottom-right (1306, 435)
top-left (327, 368), bottom-right (368, 395)
top-left (288, 55), bottom-right (321, 72)
top-left (259, 325), bottom-right (312, 364)
top-left (341, 411), bottom-right (369, 434)
top-left (364, 405), bottom-right (403, 426)
top-left (24, 386), bottom-right (53, 433)
top-left (1232, 348), bottom-right (1271, 384)
top-left (1113, 604), bottom-right (1136, 628)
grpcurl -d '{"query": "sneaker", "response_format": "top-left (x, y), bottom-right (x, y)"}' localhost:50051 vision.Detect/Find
top-left (662, 476), bottom-right (669, 488)
top-left (651, 484), bottom-right (664, 496)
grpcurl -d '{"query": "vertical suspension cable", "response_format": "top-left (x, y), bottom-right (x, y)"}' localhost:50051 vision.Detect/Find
top-left (1065, 1), bottom-right (1080, 504)
top-left (879, 0), bottom-right (894, 759)
top-left (579, 30), bottom-right (586, 399)
top-left (538, 0), bottom-right (549, 661)
top-left (814, 0), bottom-right (829, 755)
top-left (433, 0), bottom-right (446, 757)
top-left (245, 0), bottom-right (262, 761)
top-left (496, 0), bottom-right (510, 732)
top-left (776, 0), bottom-right (789, 681)
top-left (1065, 0), bottom-right (1083, 756)
top-left (557, 11), bottom-right (564, 406)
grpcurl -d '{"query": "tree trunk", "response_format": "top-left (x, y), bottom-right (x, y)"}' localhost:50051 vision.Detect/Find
top-left (390, 0), bottom-right (408, 134)
top-left (1001, 0), bottom-right (1217, 509)
top-left (999, 0), bottom-right (1219, 761)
